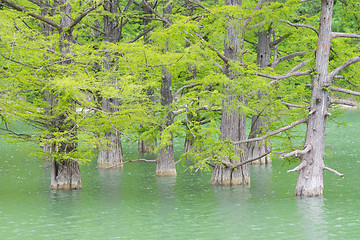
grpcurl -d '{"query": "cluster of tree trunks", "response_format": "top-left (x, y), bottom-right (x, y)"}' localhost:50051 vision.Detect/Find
top-left (2, 0), bottom-right (358, 197)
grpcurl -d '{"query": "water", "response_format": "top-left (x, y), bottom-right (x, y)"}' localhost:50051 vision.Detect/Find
top-left (1, 111), bottom-right (360, 239)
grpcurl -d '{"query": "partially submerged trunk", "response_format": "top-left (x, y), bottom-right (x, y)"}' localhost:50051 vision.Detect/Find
top-left (97, 98), bottom-right (123, 168)
top-left (51, 159), bottom-right (81, 190)
top-left (210, 96), bottom-right (250, 185)
top-left (97, 0), bottom-right (123, 168)
top-left (50, 0), bottom-right (81, 189)
top-left (210, 0), bottom-right (249, 185)
top-left (248, 116), bottom-right (271, 164)
top-left (248, 28), bottom-right (272, 165)
top-left (295, 0), bottom-right (333, 197)
top-left (156, 1), bottom-right (176, 176)
top-left (156, 66), bottom-right (176, 176)
top-left (98, 131), bottom-right (123, 168)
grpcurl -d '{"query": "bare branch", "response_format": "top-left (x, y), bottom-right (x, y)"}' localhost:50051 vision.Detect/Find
top-left (33, 59), bottom-right (73, 75)
top-left (327, 55), bottom-right (360, 82)
top-left (234, 151), bottom-right (272, 167)
top-left (68, 1), bottom-right (104, 30)
top-left (256, 70), bottom-right (310, 85)
top-left (287, 161), bottom-right (307, 173)
top-left (141, 0), bottom-right (171, 27)
top-left (105, 159), bottom-right (157, 169)
top-left (282, 102), bottom-right (305, 108)
top-left (107, 116), bottom-right (133, 143)
top-left (0, 0), bottom-right (60, 29)
top-left (244, 38), bottom-right (257, 47)
top-left (270, 52), bottom-right (307, 68)
top-left (280, 20), bottom-right (318, 35)
top-left (233, 117), bottom-right (308, 144)
top-left (187, 0), bottom-right (211, 13)
top-left (330, 98), bottom-right (358, 107)
top-left (279, 144), bottom-right (312, 159)
top-left (0, 51), bottom-right (38, 69)
top-left (331, 32), bottom-right (360, 40)
top-left (127, 26), bottom-right (155, 43)
top-left (194, 32), bottom-right (231, 64)
top-left (329, 86), bottom-right (360, 97)
top-left (323, 166), bottom-right (344, 178)
top-left (173, 83), bottom-right (201, 98)
top-left (270, 33), bottom-right (291, 47)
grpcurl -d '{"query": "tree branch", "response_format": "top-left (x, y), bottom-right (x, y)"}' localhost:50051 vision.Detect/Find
top-left (173, 83), bottom-right (201, 98)
top-left (0, 0), bottom-right (60, 29)
top-left (279, 144), bottom-right (312, 159)
top-left (187, 0), bottom-right (211, 13)
top-left (327, 55), bottom-right (360, 82)
top-left (323, 166), bottom-right (344, 178)
top-left (105, 159), bottom-right (157, 169)
top-left (280, 20), bottom-right (318, 35)
top-left (233, 117), bottom-right (308, 144)
top-left (331, 32), bottom-right (360, 40)
top-left (282, 102), bottom-right (305, 109)
top-left (287, 161), bottom-right (307, 173)
top-left (330, 98), bottom-right (358, 107)
top-left (68, 1), bottom-right (104, 30)
top-left (270, 33), bottom-right (291, 47)
top-left (194, 32), bottom-right (231, 64)
top-left (127, 26), bottom-right (155, 43)
top-left (270, 51), bottom-right (306, 68)
top-left (0, 52), bottom-right (38, 69)
top-left (329, 86), bottom-right (360, 97)
top-left (234, 151), bottom-right (272, 167)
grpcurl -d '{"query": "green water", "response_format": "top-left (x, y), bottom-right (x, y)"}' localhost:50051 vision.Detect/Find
top-left (1, 111), bottom-right (360, 239)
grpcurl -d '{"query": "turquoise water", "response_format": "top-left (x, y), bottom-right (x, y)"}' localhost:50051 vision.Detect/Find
top-left (1, 111), bottom-right (360, 239)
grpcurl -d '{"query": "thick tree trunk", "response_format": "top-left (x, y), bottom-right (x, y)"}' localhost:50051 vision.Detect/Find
top-left (248, 24), bottom-right (272, 165)
top-left (97, 0), bottom-right (124, 168)
top-left (211, 95), bottom-right (250, 185)
top-left (49, 0), bottom-right (81, 189)
top-left (51, 159), bottom-right (82, 190)
top-left (248, 115), bottom-right (271, 164)
top-left (210, 0), bottom-right (249, 185)
top-left (295, 0), bottom-right (333, 197)
top-left (156, 66), bottom-right (176, 176)
top-left (98, 131), bottom-right (123, 168)
top-left (156, 1), bottom-right (176, 176)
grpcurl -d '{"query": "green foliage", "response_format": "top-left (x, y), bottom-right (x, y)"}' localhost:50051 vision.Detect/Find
top-left (0, 0), bottom-right (359, 173)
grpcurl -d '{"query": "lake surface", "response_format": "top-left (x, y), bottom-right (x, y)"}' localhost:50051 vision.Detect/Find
top-left (1, 111), bottom-right (360, 239)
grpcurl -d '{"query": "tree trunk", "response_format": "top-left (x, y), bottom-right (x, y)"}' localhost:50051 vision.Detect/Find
top-left (51, 154), bottom-right (82, 190)
top-left (138, 89), bottom-right (157, 153)
top-left (248, 29), bottom-right (272, 164)
top-left (156, 1), bottom-right (176, 176)
top-left (295, 0), bottom-right (333, 197)
top-left (50, 0), bottom-right (81, 189)
top-left (211, 95), bottom-right (250, 185)
top-left (156, 66), bottom-right (176, 176)
top-left (210, 0), bottom-right (249, 185)
top-left (97, 0), bottom-right (124, 168)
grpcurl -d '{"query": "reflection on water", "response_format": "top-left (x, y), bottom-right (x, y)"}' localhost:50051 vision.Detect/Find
top-left (1, 111), bottom-right (360, 239)
top-left (296, 197), bottom-right (328, 240)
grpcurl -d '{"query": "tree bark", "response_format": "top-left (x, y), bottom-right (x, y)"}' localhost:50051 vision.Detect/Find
top-left (248, 27), bottom-right (272, 165)
top-left (156, 66), bottom-right (177, 176)
top-left (210, 0), bottom-right (250, 186)
top-left (50, 0), bottom-right (81, 189)
top-left (97, 0), bottom-right (124, 168)
top-left (295, 0), bottom-right (334, 197)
